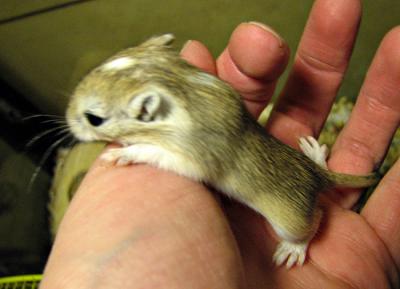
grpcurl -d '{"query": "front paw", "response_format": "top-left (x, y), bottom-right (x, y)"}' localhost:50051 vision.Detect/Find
top-left (100, 148), bottom-right (133, 166)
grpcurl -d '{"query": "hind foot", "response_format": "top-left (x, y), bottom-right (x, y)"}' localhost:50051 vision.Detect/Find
top-left (299, 136), bottom-right (328, 169)
top-left (273, 240), bottom-right (309, 269)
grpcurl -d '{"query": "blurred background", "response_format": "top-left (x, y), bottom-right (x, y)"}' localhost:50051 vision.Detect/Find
top-left (0, 0), bottom-right (398, 276)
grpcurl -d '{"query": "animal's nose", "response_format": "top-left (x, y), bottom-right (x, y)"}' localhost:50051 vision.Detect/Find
top-left (84, 112), bottom-right (105, 127)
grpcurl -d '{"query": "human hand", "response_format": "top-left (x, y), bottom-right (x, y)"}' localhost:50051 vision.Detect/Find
top-left (41, 0), bottom-right (400, 288)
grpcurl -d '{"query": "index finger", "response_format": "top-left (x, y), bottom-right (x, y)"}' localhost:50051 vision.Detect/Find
top-left (266, 0), bottom-right (362, 147)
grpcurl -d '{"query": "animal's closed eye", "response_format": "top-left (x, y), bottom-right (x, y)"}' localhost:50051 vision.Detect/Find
top-left (84, 112), bottom-right (106, 127)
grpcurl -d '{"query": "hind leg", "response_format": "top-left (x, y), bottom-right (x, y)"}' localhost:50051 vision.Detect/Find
top-left (298, 136), bottom-right (329, 169)
top-left (271, 207), bottom-right (322, 269)
top-left (273, 239), bottom-right (309, 268)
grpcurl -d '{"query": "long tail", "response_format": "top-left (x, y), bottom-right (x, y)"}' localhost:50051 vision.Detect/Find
top-left (326, 171), bottom-right (380, 188)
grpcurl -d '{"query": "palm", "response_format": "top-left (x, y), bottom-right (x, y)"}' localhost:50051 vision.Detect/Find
top-left (219, 189), bottom-right (395, 288)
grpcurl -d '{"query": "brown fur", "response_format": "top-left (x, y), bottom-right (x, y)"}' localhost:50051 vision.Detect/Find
top-left (67, 34), bottom-right (378, 261)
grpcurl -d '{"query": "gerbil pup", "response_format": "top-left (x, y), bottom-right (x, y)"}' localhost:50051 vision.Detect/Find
top-left (66, 34), bottom-right (378, 268)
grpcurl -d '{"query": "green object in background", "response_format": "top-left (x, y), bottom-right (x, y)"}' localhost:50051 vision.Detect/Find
top-left (48, 141), bottom-right (106, 238)
top-left (0, 274), bottom-right (42, 288)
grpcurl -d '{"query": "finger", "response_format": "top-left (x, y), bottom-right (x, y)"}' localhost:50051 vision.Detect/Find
top-left (267, 0), bottom-right (362, 147)
top-left (362, 158), bottom-right (400, 269)
top-left (329, 27), bottom-right (400, 208)
top-left (180, 40), bottom-right (217, 75)
top-left (216, 22), bottom-right (290, 118)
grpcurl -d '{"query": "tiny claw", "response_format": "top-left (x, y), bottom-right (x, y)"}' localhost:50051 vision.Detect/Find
top-left (273, 240), bottom-right (309, 269)
top-left (100, 148), bottom-right (124, 164)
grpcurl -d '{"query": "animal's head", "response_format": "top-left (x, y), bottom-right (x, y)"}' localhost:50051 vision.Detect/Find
top-left (66, 34), bottom-right (193, 145)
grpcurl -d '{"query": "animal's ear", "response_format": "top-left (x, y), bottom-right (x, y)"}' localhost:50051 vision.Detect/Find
top-left (129, 91), bottom-right (169, 122)
top-left (140, 34), bottom-right (175, 48)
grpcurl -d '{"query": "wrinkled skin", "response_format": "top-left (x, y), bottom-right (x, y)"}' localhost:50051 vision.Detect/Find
top-left (41, 0), bottom-right (400, 288)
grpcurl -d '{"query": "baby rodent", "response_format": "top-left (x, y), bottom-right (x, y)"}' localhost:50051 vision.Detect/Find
top-left (66, 34), bottom-right (378, 268)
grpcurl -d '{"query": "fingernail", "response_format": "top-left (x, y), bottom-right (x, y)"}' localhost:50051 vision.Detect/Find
top-left (248, 21), bottom-right (284, 46)
top-left (180, 40), bottom-right (193, 54)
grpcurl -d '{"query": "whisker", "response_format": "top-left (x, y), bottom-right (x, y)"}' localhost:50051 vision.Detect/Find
top-left (39, 119), bottom-right (67, 125)
top-left (25, 125), bottom-right (70, 149)
top-left (22, 114), bottom-right (65, 122)
top-left (67, 137), bottom-right (78, 148)
top-left (54, 127), bottom-right (73, 139)
top-left (27, 132), bottom-right (72, 193)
